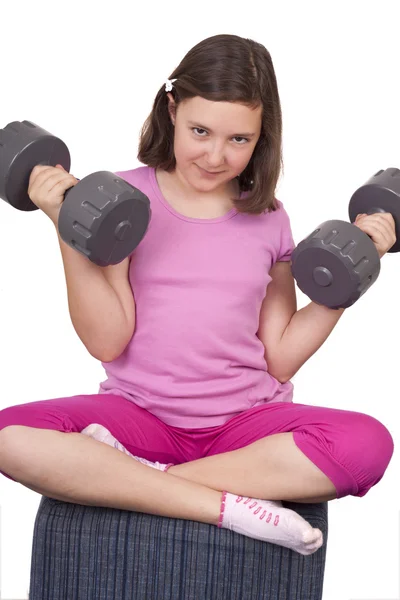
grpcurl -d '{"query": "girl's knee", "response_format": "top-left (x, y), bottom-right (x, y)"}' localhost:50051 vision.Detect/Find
top-left (348, 413), bottom-right (394, 496)
top-left (0, 424), bottom-right (29, 450)
top-left (0, 402), bottom-right (68, 433)
top-left (0, 425), bottom-right (25, 482)
top-left (357, 413), bottom-right (394, 467)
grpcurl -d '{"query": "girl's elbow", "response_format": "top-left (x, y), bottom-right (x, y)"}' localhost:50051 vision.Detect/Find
top-left (274, 373), bottom-right (292, 384)
top-left (88, 347), bottom-right (119, 363)
top-left (88, 336), bottom-right (132, 363)
top-left (268, 364), bottom-right (294, 384)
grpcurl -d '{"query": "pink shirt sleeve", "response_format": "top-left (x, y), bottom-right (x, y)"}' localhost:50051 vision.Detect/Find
top-left (276, 200), bottom-right (296, 262)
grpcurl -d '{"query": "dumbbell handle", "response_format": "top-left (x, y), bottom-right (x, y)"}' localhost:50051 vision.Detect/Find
top-left (366, 207), bottom-right (386, 215)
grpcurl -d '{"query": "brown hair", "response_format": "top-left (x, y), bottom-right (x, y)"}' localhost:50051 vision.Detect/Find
top-left (138, 34), bottom-right (284, 214)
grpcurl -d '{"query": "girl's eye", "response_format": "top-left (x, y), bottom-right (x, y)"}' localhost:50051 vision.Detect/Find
top-left (191, 128), bottom-right (248, 144)
top-left (192, 127), bottom-right (207, 136)
top-left (232, 136), bottom-right (248, 144)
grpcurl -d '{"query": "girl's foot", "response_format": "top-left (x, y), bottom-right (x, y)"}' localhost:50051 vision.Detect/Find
top-left (80, 423), bottom-right (173, 472)
top-left (219, 492), bottom-right (323, 555)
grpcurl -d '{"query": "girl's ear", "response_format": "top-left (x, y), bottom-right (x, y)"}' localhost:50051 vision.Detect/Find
top-left (167, 93), bottom-right (176, 125)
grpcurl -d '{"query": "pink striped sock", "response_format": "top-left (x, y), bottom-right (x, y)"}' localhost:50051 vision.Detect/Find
top-left (218, 491), bottom-right (324, 556)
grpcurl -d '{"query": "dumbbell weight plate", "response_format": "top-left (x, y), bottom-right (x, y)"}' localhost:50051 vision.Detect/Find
top-left (58, 171), bottom-right (151, 266)
top-left (349, 167), bottom-right (400, 253)
top-left (291, 220), bottom-right (380, 309)
top-left (0, 120), bottom-right (71, 210)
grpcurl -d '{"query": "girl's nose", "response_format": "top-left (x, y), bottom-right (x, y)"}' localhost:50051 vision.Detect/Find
top-left (205, 142), bottom-right (225, 167)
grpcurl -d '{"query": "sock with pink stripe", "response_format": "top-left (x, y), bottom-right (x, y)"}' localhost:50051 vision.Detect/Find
top-left (218, 491), bottom-right (324, 555)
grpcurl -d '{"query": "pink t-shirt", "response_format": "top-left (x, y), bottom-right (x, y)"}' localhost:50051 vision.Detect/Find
top-left (99, 166), bottom-right (296, 428)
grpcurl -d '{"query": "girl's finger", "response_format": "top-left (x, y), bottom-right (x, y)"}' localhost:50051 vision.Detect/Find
top-left (47, 174), bottom-right (78, 195)
top-left (356, 221), bottom-right (389, 246)
top-left (362, 214), bottom-right (396, 246)
top-left (28, 166), bottom-right (55, 191)
top-left (372, 213), bottom-right (396, 237)
top-left (31, 173), bottom-right (75, 206)
top-left (34, 171), bottom-right (70, 195)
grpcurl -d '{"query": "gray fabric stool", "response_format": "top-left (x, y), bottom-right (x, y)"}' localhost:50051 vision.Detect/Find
top-left (29, 496), bottom-right (328, 599)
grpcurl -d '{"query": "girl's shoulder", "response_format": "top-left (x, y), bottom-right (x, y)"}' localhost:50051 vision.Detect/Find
top-left (114, 166), bottom-right (159, 207)
top-left (114, 165), bottom-right (152, 187)
top-left (258, 198), bottom-right (291, 227)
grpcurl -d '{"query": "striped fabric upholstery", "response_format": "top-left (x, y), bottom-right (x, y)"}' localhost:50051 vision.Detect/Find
top-left (29, 496), bottom-right (328, 599)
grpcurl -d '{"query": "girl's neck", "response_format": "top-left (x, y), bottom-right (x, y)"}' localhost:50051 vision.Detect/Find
top-left (155, 167), bottom-right (239, 219)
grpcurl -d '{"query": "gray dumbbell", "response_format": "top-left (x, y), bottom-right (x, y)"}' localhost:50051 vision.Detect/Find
top-left (0, 120), bottom-right (151, 266)
top-left (291, 168), bottom-right (400, 309)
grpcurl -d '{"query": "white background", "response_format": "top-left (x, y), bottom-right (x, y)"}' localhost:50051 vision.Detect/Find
top-left (0, 1), bottom-right (399, 598)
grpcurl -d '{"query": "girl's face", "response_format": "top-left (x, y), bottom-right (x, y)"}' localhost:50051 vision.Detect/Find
top-left (168, 95), bottom-right (262, 194)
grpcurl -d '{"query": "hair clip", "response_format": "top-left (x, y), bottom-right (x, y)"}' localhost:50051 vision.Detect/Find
top-left (165, 78), bottom-right (177, 92)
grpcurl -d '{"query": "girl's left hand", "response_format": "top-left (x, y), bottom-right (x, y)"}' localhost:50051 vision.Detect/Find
top-left (353, 212), bottom-right (397, 258)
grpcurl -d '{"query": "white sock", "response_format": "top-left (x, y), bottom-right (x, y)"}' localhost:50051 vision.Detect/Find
top-left (80, 423), bottom-right (172, 472)
top-left (219, 492), bottom-right (323, 555)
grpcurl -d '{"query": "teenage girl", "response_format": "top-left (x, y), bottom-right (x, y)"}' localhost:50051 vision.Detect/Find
top-left (0, 34), bottom-right (395, 556)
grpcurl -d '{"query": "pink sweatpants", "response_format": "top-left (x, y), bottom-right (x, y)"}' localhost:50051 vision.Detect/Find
top-left (0, 393), bottom-right (394, 499)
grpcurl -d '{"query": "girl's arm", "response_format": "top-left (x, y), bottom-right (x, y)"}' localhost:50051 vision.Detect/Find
top-left (56, 231), bottom-right (135, 362)
top-left (257, 261), bottom-right (345, 383)
top-left (259, 210), bottom-right (396, 383)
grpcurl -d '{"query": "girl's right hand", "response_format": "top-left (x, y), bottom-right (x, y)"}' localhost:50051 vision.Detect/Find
top-left (28, 164), bottom-right (79, 225)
